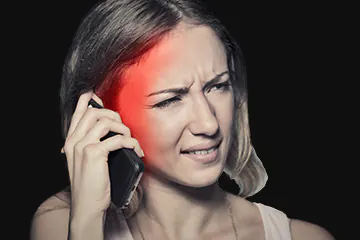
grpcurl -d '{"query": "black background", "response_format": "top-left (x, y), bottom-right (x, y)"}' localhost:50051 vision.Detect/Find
top-left (11, 0), bottom-right (353, 239)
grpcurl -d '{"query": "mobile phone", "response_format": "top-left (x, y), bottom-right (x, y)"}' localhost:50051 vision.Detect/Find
top-left (88, 99), bottom-right (145, 209)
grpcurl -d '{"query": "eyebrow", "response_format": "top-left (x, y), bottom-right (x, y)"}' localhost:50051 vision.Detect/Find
top-left (146, 71), bottom-right (229, 97)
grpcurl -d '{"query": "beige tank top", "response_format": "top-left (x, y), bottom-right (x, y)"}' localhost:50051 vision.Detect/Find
top-left (254, 203), bottom-right (292, 240)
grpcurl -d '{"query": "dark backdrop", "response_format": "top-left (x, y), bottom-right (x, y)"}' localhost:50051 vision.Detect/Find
top-left (17, 0), bottom-right (350, 239)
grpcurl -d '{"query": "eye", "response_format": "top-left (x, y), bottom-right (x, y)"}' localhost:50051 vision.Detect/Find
top-left (153, 96), bottom-right (182, 109)
top-left (208, 81), bottom-right (232, 92)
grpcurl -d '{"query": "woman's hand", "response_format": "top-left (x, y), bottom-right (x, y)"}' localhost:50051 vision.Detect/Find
top-left (63, 91), bottom-right (144, 217)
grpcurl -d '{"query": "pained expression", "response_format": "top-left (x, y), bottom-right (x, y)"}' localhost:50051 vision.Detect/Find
top-left (103, 23), bottom-right (235, 187)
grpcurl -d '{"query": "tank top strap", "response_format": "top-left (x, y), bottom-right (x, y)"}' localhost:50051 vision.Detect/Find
top-left (254, 203), bottom-right (292, 240)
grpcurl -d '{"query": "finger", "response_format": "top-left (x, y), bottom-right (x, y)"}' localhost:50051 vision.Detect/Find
top-left (91, 94), bottom-right (104, 107)
top-left (61, 114), bottom-right (128, 155)
top-left (88, 95), bottom-right (123, 123)
top-left (65, 108), bottom-right (121, 155)
top-left (72, 108), bottom-right (121, 139)
top-left (67, 91), bottom-right (94, 137)
top-left (100, 135), bottom-right (145, 158)
top-left (86, 117), bottom-right (131, 140)
top-left (73, 117), bottom-right (132, 157)
top-left (73, 134), bottom-right (143, 165)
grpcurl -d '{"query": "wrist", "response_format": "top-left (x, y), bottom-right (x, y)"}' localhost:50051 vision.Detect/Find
top-left (70, 210), bottom-right (106, 239)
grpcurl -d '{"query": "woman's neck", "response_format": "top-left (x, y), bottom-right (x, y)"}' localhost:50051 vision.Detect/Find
top-left (136, 172), bottom-right (230, 239)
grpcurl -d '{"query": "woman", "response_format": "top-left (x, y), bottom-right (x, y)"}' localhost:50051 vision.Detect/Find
top-left (31, 0), bottom-right (334, 239)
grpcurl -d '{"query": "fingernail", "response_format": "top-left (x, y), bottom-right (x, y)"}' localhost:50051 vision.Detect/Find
top-left (141, 149), bottom-right (145, 157)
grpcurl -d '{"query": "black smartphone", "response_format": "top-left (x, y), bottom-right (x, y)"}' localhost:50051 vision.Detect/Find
top-left (88, 99), bottom-right (145, 209)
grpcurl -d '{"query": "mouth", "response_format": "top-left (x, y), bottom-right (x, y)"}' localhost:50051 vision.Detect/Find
top-left (180, 142), bottom-right (221, 164)
top-left (180, 143), bottom-right (220, 155)
top-left (180, 140), bottom-right (222, 155)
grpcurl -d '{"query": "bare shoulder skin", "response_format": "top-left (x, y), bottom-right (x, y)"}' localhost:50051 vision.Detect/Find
top-left (290, 219), bottom-right (335, 240)
top-left (30, 189), bottom-right (71, 240)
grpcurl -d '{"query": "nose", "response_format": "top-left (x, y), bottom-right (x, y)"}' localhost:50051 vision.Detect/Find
top-left (187, 95), bottom-right (219, 137)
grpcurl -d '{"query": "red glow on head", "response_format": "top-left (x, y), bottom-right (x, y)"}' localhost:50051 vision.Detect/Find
top-left (96, 36), bottom-right (174, 164)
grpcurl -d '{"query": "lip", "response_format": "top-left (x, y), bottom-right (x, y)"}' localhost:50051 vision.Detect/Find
top-left (181, 144), bottom-right (220, 164)
top-left (181, 140), bottom-right (222, 153)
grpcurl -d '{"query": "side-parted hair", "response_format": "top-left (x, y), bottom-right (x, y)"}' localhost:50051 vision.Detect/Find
top-left (59, 0), bottom-right (268, 238)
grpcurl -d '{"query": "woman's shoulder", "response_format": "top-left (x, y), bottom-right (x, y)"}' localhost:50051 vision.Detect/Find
top-left (252, 202), bottom-right (334, 240)
top-left (290, 219), bottom-right (335, 240)
top-left (225, 193), bottom-right (265, 239)
top-left (225, 192), bottom-right (262, 222)
top-left (33, 187), bottom-right (71, 217)
top-left (30, 188), bottom-right (71, 240)
top-left (226, 193), bottom-right (334, 240)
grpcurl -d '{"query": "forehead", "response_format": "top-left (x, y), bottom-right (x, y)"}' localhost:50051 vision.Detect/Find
top-left (122, 23), bottom-right (228, 89)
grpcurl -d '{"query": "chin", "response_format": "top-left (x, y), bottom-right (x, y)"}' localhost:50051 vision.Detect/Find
top-left (184, 178), bottom-right (219, 188)
top-left (175, 163), bottom-right (225, 188)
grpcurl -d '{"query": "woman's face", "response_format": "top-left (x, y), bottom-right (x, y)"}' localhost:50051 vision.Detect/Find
top-left (111, 23), bottom-right (235, 187)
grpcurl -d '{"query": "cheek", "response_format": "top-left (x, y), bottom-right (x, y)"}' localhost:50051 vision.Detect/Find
top-left (213, 94), bottom-right (235, 133)
top-left (115, 86), bottom-right (161, 164)
top-left (139, 113), bottom-right (183, 163)
top-left (99, 75), bottom-right (161, 165)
